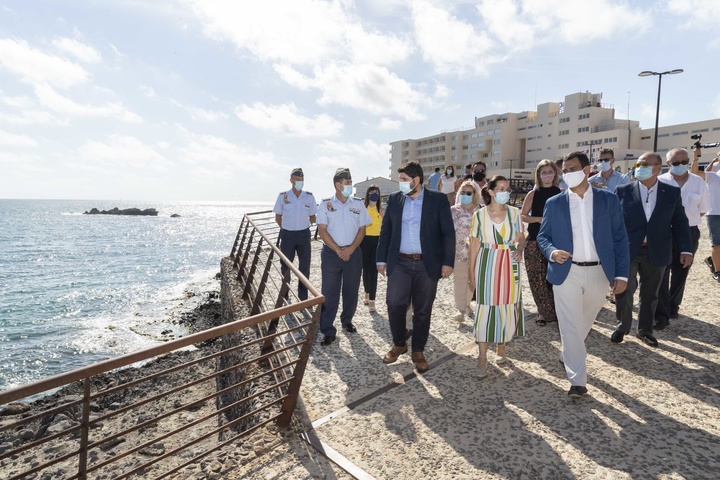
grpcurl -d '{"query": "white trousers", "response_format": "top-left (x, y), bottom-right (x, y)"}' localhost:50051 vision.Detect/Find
top-left (553, 264), bottom-right (608, 387)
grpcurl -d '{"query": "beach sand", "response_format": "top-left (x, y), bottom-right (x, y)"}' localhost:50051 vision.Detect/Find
top-left (227, 221), bottom-right (720, 479)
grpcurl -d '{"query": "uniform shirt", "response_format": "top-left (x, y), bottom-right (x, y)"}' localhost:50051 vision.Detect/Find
top-left (272, 189), bottom-right (318, 231)
top-left (316, 194), bottom-right (371, 246)
top-left (658, 172), bottom-right (710, 226)
top-left (588, 169), bottom-right (632, 193)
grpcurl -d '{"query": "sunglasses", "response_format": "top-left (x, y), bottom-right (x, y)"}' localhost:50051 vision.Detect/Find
top-left (670, 160), bottom-right (689, 166)
top-left (459, 191), bottom-right (474, 196)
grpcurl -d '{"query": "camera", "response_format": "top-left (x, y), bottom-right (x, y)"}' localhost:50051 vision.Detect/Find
top-left (691, 133), bottom-right (703, 150)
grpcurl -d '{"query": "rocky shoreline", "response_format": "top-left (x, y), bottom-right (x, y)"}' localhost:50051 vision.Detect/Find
top-left (83, 207), bottom-right (159, 216)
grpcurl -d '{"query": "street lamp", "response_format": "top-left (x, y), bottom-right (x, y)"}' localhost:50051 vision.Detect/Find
top-left (638, 69), bottom-right (683, 152)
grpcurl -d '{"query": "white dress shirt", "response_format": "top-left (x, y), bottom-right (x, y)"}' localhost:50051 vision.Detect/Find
top-left (568, 186), bottom-right (599, 263)
top-left (658, 172), bottom-right (710, 227)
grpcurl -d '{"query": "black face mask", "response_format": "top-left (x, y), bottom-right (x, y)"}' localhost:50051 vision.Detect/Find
top-left (473, 171), bottom-right (486, 182)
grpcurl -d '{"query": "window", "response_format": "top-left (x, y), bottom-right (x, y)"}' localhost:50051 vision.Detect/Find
top-left (451, 155), bottom-right (456, 160)
top-left (493, 150), bottom-right (500, 156)
top-left (471, 143), bottom-right (478, 148)
top-left (578, 126), bottom-right (589, 133)
top-left (477, 121), bottom-right (485, 127)
top-left (672, 131), bottom-right (688, 136)
top-left (518, 127), bottom-right (526, 131)
top-left (495, 129), bottom-right (501, 134)
top-left (559, 130), bottom-right (569, 136)
top-left (487, 119), bottom-right (494, 125)
top-left (692, 128), bottom-right (708, 133)
top-left (487, 131), bottom-right (494, 136)
top-left (471, 133), bottom-right (477, 138)
top-left (470, 153), bottom-right (476, 159)
top-left (462, 154), bottom-right (468, 160)
top-left (641, 135), bottom-right (651, 139)
top-left (658, 133), bottom-right (670, 138)
top-left (493, 139), bottom-right (501, 145)
top-left (579, 113), bottom-right (590, 120)
top-left (560, 117), bottom-right (570, 123)
top-left (463, 134), bottom-right (469, 140)
top-left (462, 145), bottom-right (468, 150)
top-left (452, 135), bottom-right (457, 140)
top-left (451, 146), bottom-right (456, 150)
top-left (477, 131), bottom-right (485, 137)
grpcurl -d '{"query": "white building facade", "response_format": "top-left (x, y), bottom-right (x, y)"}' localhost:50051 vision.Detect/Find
top-left (389, 91), bottom-right (720, 181)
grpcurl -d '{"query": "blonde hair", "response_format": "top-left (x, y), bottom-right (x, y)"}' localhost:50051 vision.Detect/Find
top-left (458, 180), bottom-right (482, 206)
top-left (534, 159), bottom-right (559, 186)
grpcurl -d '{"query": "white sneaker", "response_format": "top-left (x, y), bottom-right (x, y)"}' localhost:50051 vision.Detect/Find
top-left (453, 312), bottom-right (464, 322)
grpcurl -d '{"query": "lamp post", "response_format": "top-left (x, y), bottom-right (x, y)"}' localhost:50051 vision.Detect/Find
top-left (638, 69), bottom-right (683, 152)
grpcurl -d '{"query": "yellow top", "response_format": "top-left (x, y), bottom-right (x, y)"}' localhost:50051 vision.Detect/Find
top-left (365, 205), bottom-right (382, 236)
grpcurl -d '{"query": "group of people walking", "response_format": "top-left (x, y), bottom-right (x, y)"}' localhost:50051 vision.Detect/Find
top-left (273, 146), bottom-right (719, 398)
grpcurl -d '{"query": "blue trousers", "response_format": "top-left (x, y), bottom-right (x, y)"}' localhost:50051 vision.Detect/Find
top-left (319, 245), bottom-right (362, 337)
top-left (279, 228), bottom-right (312, 301)
top-left (386, 257), bottom-right (438, 352)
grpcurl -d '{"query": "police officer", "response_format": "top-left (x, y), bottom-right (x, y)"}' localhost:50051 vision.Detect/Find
top-left (316, 168), bottom-right (371, 346)
top-left (273, 167), bottom-right (317, 301)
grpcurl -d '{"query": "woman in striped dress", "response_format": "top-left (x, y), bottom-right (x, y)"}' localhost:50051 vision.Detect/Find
top-left (469, 175), bottom-right (525, 378)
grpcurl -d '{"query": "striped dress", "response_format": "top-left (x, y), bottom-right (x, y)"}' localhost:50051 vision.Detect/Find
top-left (470, 206), bottom-right (525, 343)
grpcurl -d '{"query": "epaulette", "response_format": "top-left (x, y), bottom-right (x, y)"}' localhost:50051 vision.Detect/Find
top-left (321, 197), bottom-right (332, 202)
top-left (305, 191), bottom-right (313, 195)
top-left (279, 191), bottom-right (286, 195)
top-left (352, 196), bottom-right (363, 201)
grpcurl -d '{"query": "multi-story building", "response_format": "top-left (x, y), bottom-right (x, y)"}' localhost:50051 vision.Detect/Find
top-left (389, 91), bottom-right (720, 181)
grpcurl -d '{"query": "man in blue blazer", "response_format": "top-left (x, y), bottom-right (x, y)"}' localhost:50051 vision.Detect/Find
top-left (613, 152), bottom-right (693, 347)
top-left (377, 161), bottom-right (455, 373)
top-left (537, 151), bottom-right (629, 398)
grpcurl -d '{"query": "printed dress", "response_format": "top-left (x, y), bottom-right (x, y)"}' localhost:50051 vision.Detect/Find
top-left (470, 206), bottom-right (525, 343)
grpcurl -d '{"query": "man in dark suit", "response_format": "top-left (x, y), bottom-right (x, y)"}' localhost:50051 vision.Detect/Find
top-left (377, 161), bottom-right (455, 373)
top-left (537, 151), bottom-right (629, 398)
top-left (613, 152), bottom-right (693, 347)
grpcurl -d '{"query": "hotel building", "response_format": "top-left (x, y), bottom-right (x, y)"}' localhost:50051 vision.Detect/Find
top-left (389, 91), bottom-right (720, 181)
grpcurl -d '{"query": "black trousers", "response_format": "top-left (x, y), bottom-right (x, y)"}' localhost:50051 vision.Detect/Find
top-left (615, 246), bottom-right (665, 335)
top-left (319, 246), bottom-right (362, 337)
top-left (360, 235), bottom-right (379, 300)
top-left (655, 225), bottom-right (701, 322)
top-left (386, 257), bottom-right (438, 352)
top-left (279, 228), bottom-right (312, 301)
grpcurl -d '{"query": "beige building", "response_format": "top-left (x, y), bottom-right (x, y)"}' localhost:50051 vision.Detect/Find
top-left (389, 91), bottom-right (720, 181)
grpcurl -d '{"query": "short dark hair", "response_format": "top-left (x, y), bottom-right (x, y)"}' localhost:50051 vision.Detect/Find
top-left (398, 161), bottom-right (424, 184)
top-left (599, 147), bottom-right (614, 158)
top-left (465, 163), bottom-right (472, 169)
top-left (434, 167), bottom-right (440, 172)
top-left (481, 175), bottom-right (508, 205)
top-left (473, 160), bottom-right (487, 170)
top-left (564, 151), bottom-right (590, 168)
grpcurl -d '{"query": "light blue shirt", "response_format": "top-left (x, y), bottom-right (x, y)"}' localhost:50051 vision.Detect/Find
top-left (272, 189), bottom-right (318, 231)
top-left (428, 172), bottom-right (441, 190)
top-left (400, 187), bottom-right (424, 255)
top-left (589, 170), bottom-right (631, 193)
top-left (316, 194), bottom-right (371, 246)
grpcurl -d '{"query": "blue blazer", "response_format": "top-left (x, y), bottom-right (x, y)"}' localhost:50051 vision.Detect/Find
top-left (615, 181), bottom-right (692, 267)
top-left (537, 187), bottom-right (630, 286)
top-left (376, 188), bottom-right (456, 281)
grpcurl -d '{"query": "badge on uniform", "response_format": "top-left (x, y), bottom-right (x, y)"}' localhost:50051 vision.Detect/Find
top-left (349, 207), bottom-right (361, 215)
top-left (326, 202), bottom-right (336, 212)
top-left (283, 194), bottom-right (290, 204)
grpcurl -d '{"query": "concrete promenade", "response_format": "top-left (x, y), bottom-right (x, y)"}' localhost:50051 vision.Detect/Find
top-left (231, 223), bottom-right (720, 479)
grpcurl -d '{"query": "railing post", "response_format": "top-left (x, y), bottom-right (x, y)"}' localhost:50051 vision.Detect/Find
top-left (78, 377), bottom-right (91, 480)
top-left (276, 304), bottom-right (321, 427)
top-left (241, 236), bottom-right (264, 300)
top-left (250, 246), bottom-right (276, 316)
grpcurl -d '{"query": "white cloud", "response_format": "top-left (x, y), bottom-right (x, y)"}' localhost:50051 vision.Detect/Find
top-left (379, 118), bottom-right (402, 129)
top-left (0, 129), bottom-right (38, 147)
top-left (235, 102), bottom-right (343, 137)
top-left (0, 38), bottom-right (89, 88)
top-left (51, 37), bottom-right (102, 63)
top-left (189, 107), bottom-right (228, 122)
top-left (34, 83), bottom-right (142, 122)
top-left (184, 0), bottom-right (411, 67)
top-left (666, 0), bottom-right (720, 29)
top-left (76, 135), bottom-right (171, 171)
top-left (0, 109), bottom-right (62, 126)
top-left (140, 85), bottom-right (156, 97)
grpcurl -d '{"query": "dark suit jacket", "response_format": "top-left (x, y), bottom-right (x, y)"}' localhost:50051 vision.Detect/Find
top-left (615, 181), bottom-right (692, 267)
top-left (537, 187), bottom-right (630, 285)
top-left (376, 188), bottom-right (455, 281)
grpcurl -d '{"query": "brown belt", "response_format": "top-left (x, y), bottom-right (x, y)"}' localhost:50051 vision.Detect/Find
top-left (641, 242), bottom-right (648, 247)
top-left (399, 253), bottom-right (423, 260)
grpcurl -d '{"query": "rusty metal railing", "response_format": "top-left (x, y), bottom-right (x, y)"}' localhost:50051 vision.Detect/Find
top-left (0, 210), bottom-right (324, 479)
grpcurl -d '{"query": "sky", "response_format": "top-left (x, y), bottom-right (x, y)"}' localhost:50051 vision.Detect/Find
top-left (1, 0), bottom-right (719, 203)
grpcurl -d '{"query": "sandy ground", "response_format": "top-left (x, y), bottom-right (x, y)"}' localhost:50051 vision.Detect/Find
top-left (226, 221), bottom-right (720, 480)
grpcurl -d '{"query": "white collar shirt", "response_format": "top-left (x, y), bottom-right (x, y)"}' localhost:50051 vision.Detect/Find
top-left (568, 186), bottom-right (599, 263)
top-left (658, 172), bottom-right (710, 226)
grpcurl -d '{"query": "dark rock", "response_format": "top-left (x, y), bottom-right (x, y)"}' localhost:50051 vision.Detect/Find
top-left (83, 207), bottom-right (158, 216)
top-left (170, 213), bottom-right (181, 217)
top-left (0, 403), bottom-right (32, 416)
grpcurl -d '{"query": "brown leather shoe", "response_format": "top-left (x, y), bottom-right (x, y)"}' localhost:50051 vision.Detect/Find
top-left (383, 344), bottom-right (408, 364)
top-left (411, 351), bottom-right (429, 373)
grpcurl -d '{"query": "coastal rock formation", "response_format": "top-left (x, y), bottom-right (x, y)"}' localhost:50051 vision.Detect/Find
top-left (84, 207), bottom-right (158, 216)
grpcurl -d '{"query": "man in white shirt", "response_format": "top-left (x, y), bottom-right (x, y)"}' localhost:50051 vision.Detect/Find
top-left (655, 148), bottom-right (710, 328)
top-left (690, 150), bottom-right (720, 282)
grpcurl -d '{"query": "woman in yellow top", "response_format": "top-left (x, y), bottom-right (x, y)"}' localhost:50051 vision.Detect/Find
top-left (361, 185), bottom-right (384, 312)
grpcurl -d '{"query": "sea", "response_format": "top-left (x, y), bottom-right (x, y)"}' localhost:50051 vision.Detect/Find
top-left (0, 199), bottom-right (271, 392)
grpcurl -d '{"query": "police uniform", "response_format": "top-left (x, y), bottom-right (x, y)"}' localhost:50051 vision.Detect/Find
top-left (316, 182), bottom-right (372, 340)
top-left (273, 184), bottom-right (317, 301)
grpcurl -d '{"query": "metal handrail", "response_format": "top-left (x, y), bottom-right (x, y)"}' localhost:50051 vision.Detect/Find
top-left (0, 210), bottom-right (324, 479)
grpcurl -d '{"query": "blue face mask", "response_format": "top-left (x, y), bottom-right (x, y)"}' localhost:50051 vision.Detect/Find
top-left (341, 185), bottom-right (353, 197)
top-left (671, 164), bottom-right (688, 176)
top-left (460, 193), bottom-right (473, 205)
top-left (494, 191), bottom-right (510, 205)
top-left (599, 160), bottom-right (612, 172)
top-left (294, 181), bottom-right (304, 191)
top-left (634, 166), bottom-right (654, 181)
top-left (369, 192), bottom-right (379, 201)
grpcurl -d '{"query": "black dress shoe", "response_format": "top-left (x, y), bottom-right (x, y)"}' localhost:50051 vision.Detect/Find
top-left (669, 312), bottom-right (679, 320)
top-left (342, 323), bottom-right (357, 333)
top-left (568, 386), bottom-right (588, 398)
top-left (320, 336), bottom-right (336, 346)
top-left (610, 330), bottom-right (626, 344)
top-left (654, 321), bottom-right (668, 331)
top-left (636, 332), bottom-right (659, 347)
top-left (706, 256), bottom-right (715, 273)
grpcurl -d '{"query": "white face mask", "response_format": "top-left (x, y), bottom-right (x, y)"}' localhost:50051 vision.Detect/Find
top-left (399, 181), bottom-right (412, 194)
top-left (494, 191), bottom-right (510, 205)
top-left (599, 160), bottom-right (612, 172)
top-left (294, 181), bottom-right (304, 191)
top-left (564, 169), bottom-right (587, 189)
top-left (341, 185), bottom-right (353, 197)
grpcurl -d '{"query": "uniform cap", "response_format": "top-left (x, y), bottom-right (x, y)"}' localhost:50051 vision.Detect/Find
top-left (333, 167), bottom-right (351, 183)
top-left (291, 167), bottom-right (304, 177)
